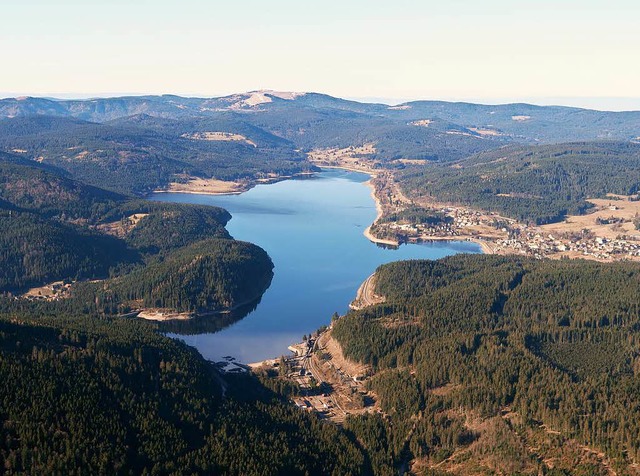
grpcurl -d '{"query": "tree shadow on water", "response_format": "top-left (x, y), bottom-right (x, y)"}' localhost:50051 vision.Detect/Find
top-left (157, 296), bottom-right (263, 336)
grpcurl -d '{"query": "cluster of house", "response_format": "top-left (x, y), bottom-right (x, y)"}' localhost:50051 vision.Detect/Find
top-left (379, 203), bottom-right (640, 262)
top-left (384, 208), bottom-right (488, 239)
top-left (387, 221), bottom-right (457, 237)
top-left (495, 232), bottom-right (640, 260)
top-left (21, 281), bottom-right (72, 301)
top-left (450, 209), bottom-right (486, 228)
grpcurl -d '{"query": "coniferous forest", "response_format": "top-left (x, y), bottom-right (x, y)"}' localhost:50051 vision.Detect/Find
top-left (333, 255), bottom-right (640, 474)
top-left (0, 151), bottom-right (369, 475)
top-left (0, 154), bottom-right (274, 315)
top-left (399, 142), bottom-right (640, 225)
top-left (0, 314), bottom-right (367, 475)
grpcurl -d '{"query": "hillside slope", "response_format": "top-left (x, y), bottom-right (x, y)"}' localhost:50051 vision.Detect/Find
top-left (0, 154), bottom-right (273, 317)
top-left (0, 314), bottom-right (368, 475)
top-left (399, 141), bottom-right (640, 224)
top-left (0, 115), bottom-right (310, 194)
top-left (333, 255), bottom-right (640, 474)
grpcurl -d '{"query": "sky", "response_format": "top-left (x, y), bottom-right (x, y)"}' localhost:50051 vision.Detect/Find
top-left (2, 0), bottom-right (639, 110)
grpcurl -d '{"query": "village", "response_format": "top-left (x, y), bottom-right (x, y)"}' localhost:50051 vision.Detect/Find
top-left (307, 147), bottom-right (640, 263)
top-left (377, 204), bottom-right (640, 261)
top-left (493, 229), bottom-right (640, 260)
top-left (20, 280), bottom-right (74, 301)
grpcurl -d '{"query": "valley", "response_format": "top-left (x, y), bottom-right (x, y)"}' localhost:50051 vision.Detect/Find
top-left (2, 91), bottom-right (640, 475)
top-left (6, 0), bottom-right (640, 473)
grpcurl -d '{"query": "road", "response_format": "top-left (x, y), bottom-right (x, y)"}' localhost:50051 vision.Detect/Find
top-left (350, 273), bottom-right (385, 310)
top-left (302, 340), bottom-right (349, 422)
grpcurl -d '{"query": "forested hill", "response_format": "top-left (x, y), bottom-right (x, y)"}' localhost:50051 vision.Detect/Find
top-left (68, 238), bottom-right (274, 315)
top-left (0, 154), bottom-right (132, 291)
top-left (0, 314), bottom-right (368, 475)
top-left (0, 154), bottom-right (274, 316)
top-left (0, 150), bottom-right (124, 219)
top-left (332, 255), bottom-right (640, 474)
top-left (399, 141), bottom-right (640, 224)
top-left (0, 115), bottom-right (310, 195)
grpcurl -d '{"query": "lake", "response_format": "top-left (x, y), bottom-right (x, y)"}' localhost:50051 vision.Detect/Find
top-left (151, 169), bottom-right (480, 362)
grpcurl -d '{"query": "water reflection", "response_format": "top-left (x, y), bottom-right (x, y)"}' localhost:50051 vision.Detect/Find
top-left (158, 297), bottom-right (263, 335)
top-left (152, 169), bottom-right (481, 362)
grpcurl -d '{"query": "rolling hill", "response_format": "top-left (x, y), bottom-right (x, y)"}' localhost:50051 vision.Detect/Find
top-left (333, 255), bottom-right (640, 474)
top-left (0, 153), bottom-right (273, 316)
top-left (2, 92), bottom-right (638, 197)
top-left (1, 91), bottom-right (639, 145)
top-left (399, 141), bottom-right (640, 224)
top-left (0, 114), bottom-right (310, 194)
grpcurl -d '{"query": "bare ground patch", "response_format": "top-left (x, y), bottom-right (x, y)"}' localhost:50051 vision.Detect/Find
top-left (97, 213), bottom-right (148, 238)
top-left (181, 131), bottom-right (257, 147)
top-left (162, 178), bottom-right (246, 195)
top-left (307, 144), bottom-right (377, 172)
top-left (137, 309), bottom-right (193, 321)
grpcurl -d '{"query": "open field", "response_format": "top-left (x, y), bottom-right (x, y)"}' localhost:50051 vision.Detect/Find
top-left (97, 213), bottom-right (148, 238)
top-left (180, 131), bottom-right (257, 147)
top-left (540, 196), bottom-right (640, 241)
top-left (307, 144), bottom-right (378, 172)
top-left (22, 281), bottom-right (72, 301)
top-left (161, 177), bottom-right (247, 195)
top-left (137, 309), bottom-right (193, 321)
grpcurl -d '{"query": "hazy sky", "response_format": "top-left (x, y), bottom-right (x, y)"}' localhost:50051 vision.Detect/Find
top-left (3, 0), bottom-right (639, 109)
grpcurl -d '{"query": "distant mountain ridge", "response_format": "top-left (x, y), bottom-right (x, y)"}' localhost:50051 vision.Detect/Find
top-left (2, 91), bottom-right (639, 144)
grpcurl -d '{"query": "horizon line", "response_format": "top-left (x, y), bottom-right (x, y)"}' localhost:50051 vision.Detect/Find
top-left (2, 91), bottom-right (640, 113)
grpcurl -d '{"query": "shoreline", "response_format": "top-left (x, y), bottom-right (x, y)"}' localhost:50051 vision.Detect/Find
top-left (314, 163), bottom-right (379, 176)
top-left (358, 172), bottom-right (495, 253)
top-left (151, 188), bottom-right (245, 196)
top-left (409, 235), bottom-right (495, 254)
top-left (134, 292), bottom-right (264, 322)
top-left (363, 179), bottom-right (401, 247)
top-left (150, 171), bottom-right (317, 197)
top-left (315, 164), bottom-right (402, 247)
top-left (350, 272), bottom-right (386, 310)
top-left (310, 163), bottom-right (387, 244)
top-left (151, 167), bottom-right (496, 254)
top-left (474, 238), bottom-right (496, 254)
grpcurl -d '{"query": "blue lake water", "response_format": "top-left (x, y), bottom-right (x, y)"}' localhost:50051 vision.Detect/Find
top-left (151, 169), bottom-right (480, 362)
